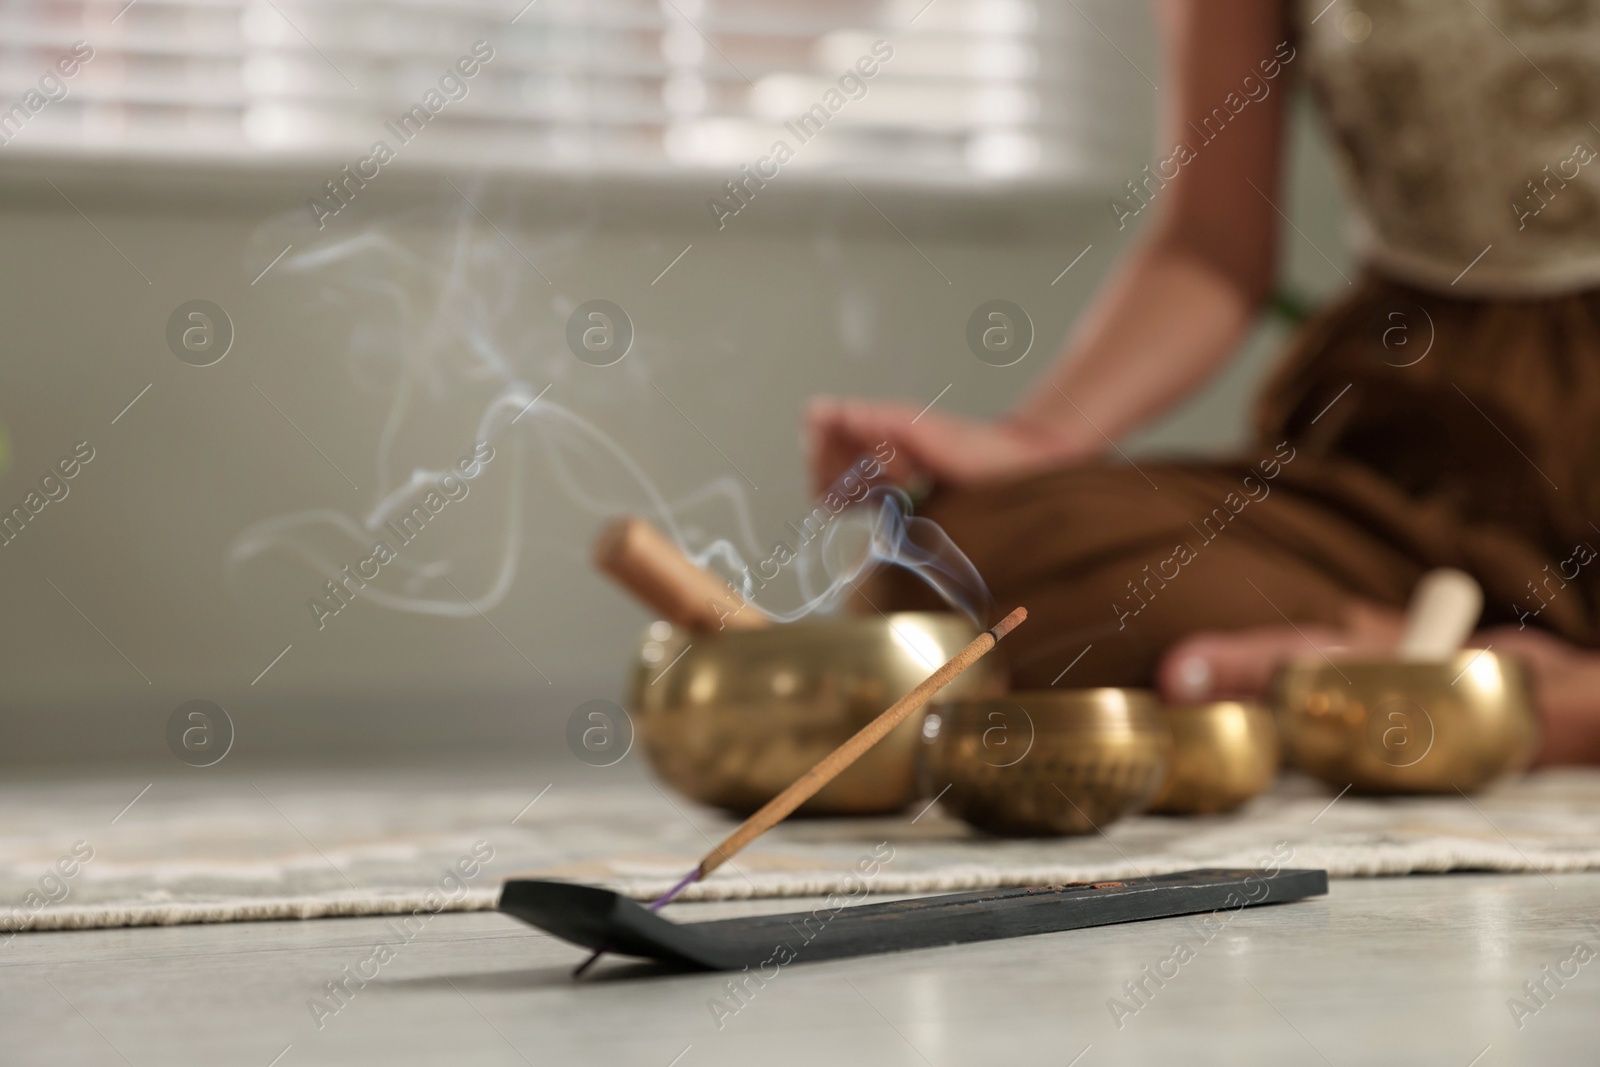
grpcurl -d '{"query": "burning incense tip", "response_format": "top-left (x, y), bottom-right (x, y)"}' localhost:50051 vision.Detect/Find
top-left (988, 606), bottom-right (1027, 642)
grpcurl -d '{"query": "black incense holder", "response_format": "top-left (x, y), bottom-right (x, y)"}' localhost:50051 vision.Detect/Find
top-left (500, 867), bottom-right (1328, 972)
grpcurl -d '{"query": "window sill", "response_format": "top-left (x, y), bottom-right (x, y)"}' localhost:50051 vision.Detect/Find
top-left (0, 147), bottom-right (1113, 241)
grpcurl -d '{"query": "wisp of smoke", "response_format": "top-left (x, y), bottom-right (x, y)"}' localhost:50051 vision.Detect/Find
top-left (228, 206), bottom-right (993, 626)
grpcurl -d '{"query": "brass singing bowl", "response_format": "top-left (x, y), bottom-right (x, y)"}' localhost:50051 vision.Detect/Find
top-left (1147, 702), bottom-right (1280, 815)
top-left (629, 613), bottom-right (1004, 816)
top-left (1271, 652), bottom-right (1539, 794)
top-left (920, 689), bottom-right (1171, 836)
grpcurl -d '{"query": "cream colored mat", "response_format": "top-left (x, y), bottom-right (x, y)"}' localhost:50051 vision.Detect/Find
top-left (6, 768), bottom-right (1600, 932)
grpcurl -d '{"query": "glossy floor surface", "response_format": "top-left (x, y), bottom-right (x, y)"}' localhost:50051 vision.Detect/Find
top-left (5, 869), bottom-right (1597, 1065)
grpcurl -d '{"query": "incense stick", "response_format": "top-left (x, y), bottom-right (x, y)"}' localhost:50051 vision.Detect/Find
top-left (572, 606), bottom-right (1027, 978)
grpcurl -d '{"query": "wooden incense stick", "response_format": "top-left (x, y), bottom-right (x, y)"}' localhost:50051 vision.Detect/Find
top-left (572, 605), bottom-right (1027, 977)
top-left (593, 515), bottom-right (768, 631)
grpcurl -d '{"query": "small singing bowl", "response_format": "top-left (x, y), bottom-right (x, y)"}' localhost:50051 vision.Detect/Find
top-left (1147, 702), bottom-right (1280, 815)
top-left (630, 613), bottom-right (1004, 816)
top-left (1271, 652), bottom-right (1539, 794)
top-left (920, 689), bottom-right (1171, 836)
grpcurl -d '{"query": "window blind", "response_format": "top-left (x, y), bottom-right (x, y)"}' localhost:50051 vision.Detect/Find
top-left (0, 0), bottom-right (1152, 189)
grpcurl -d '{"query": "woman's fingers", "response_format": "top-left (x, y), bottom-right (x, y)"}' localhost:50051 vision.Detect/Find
top-left (805, 397), bottom-right (932, 493)
top-left (1158, 603), bottom-right (1406, 702)
top-left (1158, 626), bottom-right (1348, 702)
top-left (806, 396), bottom-right (899, 492)
top-left (804, 395), bottom-right (1087, 494)
top-left (804, 396), bottom-right (861, 494)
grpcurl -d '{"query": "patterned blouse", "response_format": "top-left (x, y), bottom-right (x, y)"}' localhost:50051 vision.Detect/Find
top-left (1301, 0), bottom-right (1600, 293)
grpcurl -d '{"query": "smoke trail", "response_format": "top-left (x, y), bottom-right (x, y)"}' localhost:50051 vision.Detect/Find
top-left (229, 204), bottom-right (991, 624)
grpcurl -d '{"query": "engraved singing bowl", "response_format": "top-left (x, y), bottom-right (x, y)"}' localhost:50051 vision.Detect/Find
top-left (629, 613), bottom-right (1005, 816)
top-left (920, 690), bottom-right (1171, 836)
top-left (1147, 702), bottom-right (1280, 815)
top-left (1270, 652), bottom-right (1539, 795)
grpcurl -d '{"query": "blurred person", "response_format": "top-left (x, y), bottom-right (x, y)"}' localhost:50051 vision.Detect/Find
top-left (808, 0), bottom-right (1600, 763)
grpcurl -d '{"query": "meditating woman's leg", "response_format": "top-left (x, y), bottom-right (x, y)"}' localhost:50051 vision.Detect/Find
top-left (870, 455), bottom-right (1425, 690)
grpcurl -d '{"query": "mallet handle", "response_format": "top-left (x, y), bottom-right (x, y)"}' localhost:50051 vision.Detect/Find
top-left (593, 515), bottom-right (767, 631)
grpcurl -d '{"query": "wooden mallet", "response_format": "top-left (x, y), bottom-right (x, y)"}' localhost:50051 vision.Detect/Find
top-left (573, 605), bottom-right (1028, 977)
top-left (593, 515), bottom-right (768, 631)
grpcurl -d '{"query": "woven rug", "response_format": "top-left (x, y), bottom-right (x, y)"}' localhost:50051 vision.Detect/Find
top-left (6, 767), bottom-right (1600, 933)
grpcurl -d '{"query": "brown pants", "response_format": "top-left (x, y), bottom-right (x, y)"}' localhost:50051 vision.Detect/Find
top-left (875, 273), bottom-right (1600, 688)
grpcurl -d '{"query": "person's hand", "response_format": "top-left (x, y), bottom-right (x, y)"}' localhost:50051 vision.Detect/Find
top-left (1475, 626), bottom-right (1600, 765)
top-left (804, 396), bottom-right (1083, 496)
top-left (1156, 601), bottom-right (1406, 703)
top-left (1157, 607), bottom-right (1600, 765)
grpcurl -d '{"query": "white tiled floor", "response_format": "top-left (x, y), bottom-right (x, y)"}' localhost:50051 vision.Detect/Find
top-left (5, 869), bottom-right (1597, 1065)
